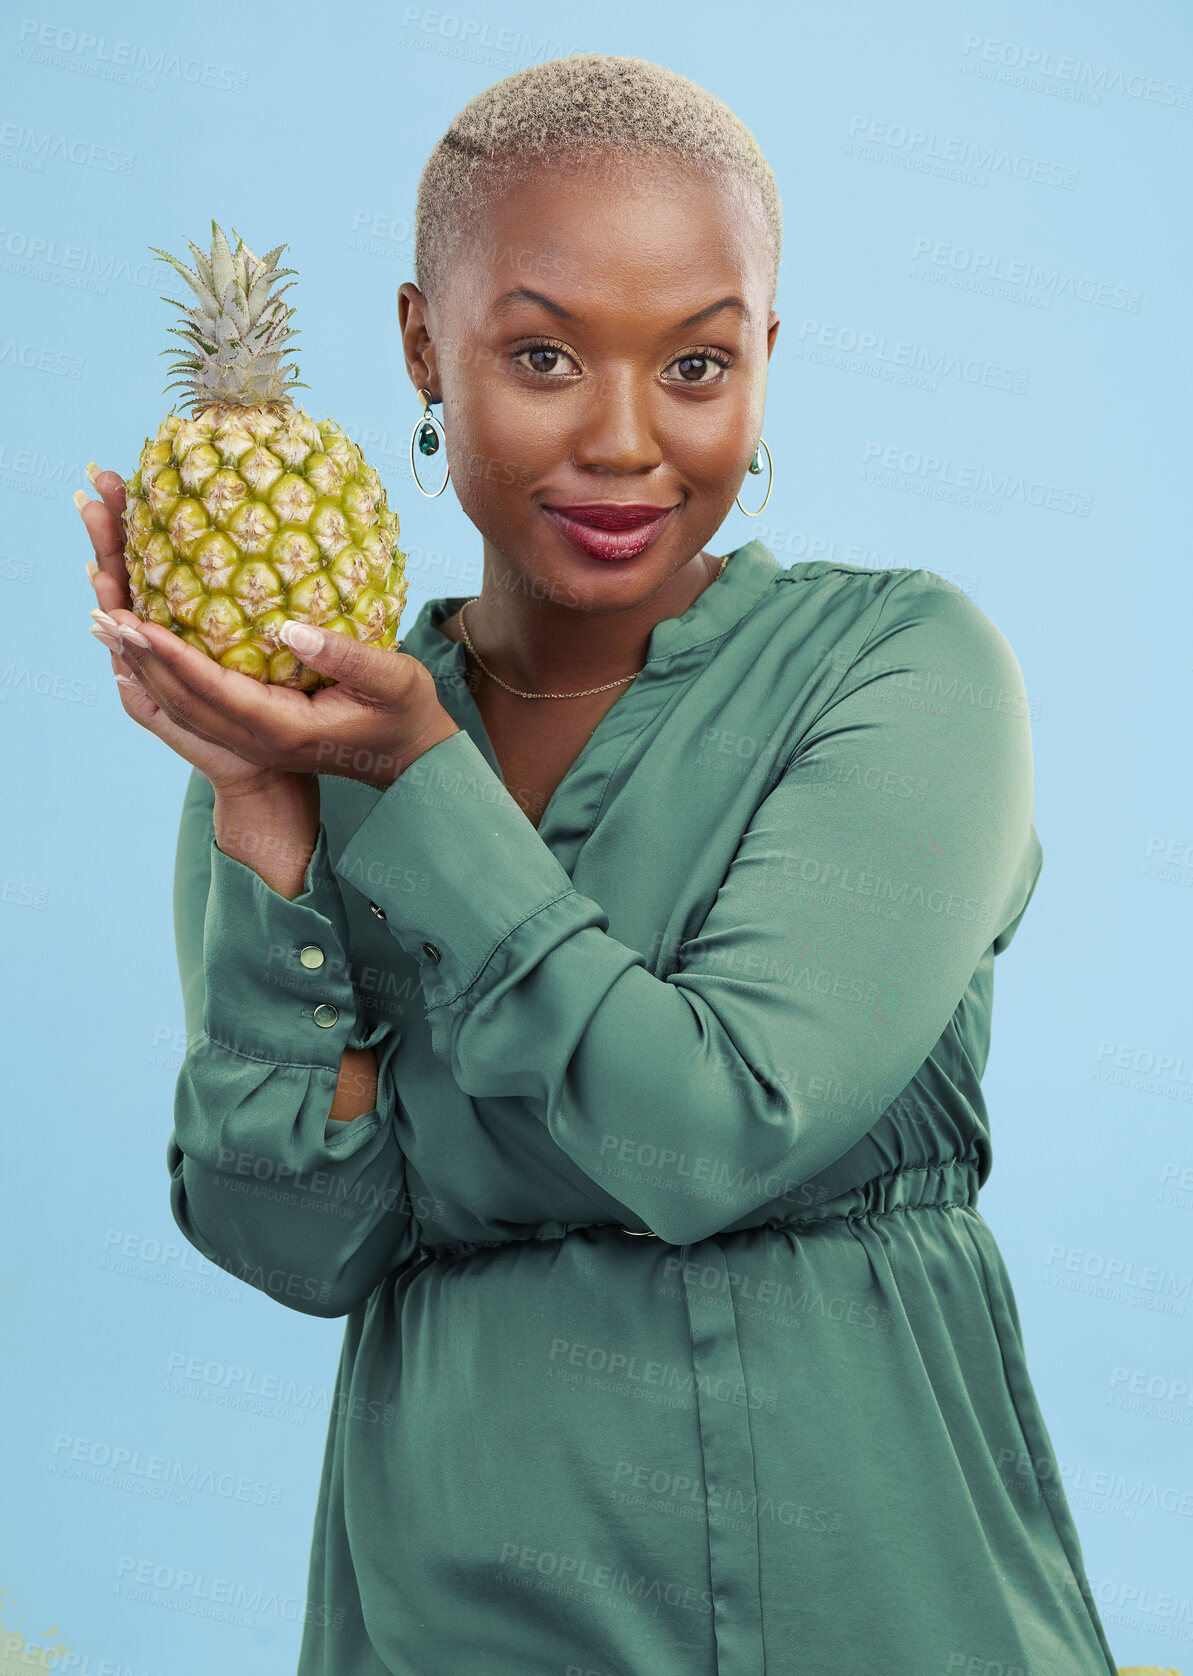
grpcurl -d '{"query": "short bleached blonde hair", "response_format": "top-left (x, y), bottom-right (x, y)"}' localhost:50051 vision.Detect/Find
top-left (414, 53), bottom-right (782, 310)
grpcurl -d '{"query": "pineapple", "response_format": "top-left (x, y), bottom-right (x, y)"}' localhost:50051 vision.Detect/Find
top-left (122, 222), bottom-right (407, 690)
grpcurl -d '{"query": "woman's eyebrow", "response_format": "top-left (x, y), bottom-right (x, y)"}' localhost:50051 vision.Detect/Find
top-left (493, 288), bottom-right (751, 329)
top-left (676, 295), bottom-right (750, 329)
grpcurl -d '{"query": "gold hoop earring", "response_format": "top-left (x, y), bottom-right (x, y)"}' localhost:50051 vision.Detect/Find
top-left (410, 387), bottom-right (449, 498)
top-left (735, 438), bottom-right (774, 517)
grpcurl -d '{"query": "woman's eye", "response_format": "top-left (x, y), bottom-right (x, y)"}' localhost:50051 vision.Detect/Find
top-left (513, 345), bottom-right (579, 377)
top-left (513, 345), bottom-right (729, 382)
top-left (664, 353), bottom-right (729, 385)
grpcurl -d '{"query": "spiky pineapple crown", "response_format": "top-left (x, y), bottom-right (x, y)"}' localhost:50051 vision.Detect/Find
top-left (153, 221), bottom-right (307, 413)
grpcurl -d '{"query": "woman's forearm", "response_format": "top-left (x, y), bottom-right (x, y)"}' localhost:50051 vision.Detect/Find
top-left (211, 774), bottom-right (378, 1121)
top-left (212, 775), bottom-right (320, 899)
top-left (328, 1044), bottom-right (380, 1123)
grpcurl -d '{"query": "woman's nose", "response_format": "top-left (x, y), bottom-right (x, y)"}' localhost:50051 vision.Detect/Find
top-left (569, 368), bottom-right (665, 475)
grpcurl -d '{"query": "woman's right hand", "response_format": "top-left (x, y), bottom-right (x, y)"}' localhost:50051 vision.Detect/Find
top-left (79, 463), bottom-right (309, 801)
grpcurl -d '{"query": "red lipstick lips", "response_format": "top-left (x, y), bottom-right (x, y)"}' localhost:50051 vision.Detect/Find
top-left (542, 501), bottom-right (679, 562)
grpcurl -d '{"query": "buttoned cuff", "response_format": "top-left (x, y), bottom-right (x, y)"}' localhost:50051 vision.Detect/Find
top-left (203, 822), bottom-right (359, 1066)
top-left (333, 728), bottom-right (579, 1008)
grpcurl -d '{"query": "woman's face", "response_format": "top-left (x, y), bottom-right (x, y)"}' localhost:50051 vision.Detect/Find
top-left (398, 151), bottom-right (780, 613)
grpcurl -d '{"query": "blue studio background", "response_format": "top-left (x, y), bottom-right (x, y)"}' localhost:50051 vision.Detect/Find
top-left (2, 1), bottom-right (1190, 1670)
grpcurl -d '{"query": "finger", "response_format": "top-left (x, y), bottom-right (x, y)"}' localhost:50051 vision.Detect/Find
top-left (85, 556), bottom-right (128, 618)
top-left (91, 614), bottom-right (173, 708)
top-left (113, 669), bottom-right (162, 722)
top-left (109, 615), bottom-right (312, 751)
top-left (91, 627), bottom-right (243, 766)
top-left (276, 620), bottom-right (416, 705)
top-left (92, 622), bottom-right (223, 756)
top-left (85, 461), bottom-right (127, 521)
top-left (89, 618), bottom-right (137, 682)
top-left (74, 483), bottom-right (131, 615)
top-left (111, 663), bottom-right (230, 756)
top-left (108, 654), bottom-right (229, 757)
top-left (94, 622), bottom-right (251, 756)
top-left (91, 612), bottom-right (150, 701)
top-left (90, 612), bottom-right (185, 716)
top-left (89, 607), bottom-right (153, 680)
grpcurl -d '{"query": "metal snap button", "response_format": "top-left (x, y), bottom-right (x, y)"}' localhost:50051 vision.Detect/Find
top-left (313, 1003), bottom-right (339, 1028)
top-left (369, 902), bottom-right (386, 921)
top-left (422, 942), bottom-right (441, 964)
top-left (299, 944), bottom-right (325, 968)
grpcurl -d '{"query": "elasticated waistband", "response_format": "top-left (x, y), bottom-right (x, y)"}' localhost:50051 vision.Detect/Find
top-left (413, 1153), bottom-right (983, 1261)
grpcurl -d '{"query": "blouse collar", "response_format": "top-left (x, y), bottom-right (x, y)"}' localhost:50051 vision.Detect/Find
top-left (398, 538), bottom-right (782, 670)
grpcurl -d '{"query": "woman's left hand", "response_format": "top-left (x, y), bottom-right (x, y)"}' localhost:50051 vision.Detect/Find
top-left (108, 609), bottom-right (461, 791)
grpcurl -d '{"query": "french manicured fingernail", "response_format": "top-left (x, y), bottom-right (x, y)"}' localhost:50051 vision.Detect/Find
top-left (115, 672), bottom-right (144, 691)
top-left (85, 462), bottom-right (102, 486)
top-left (73, 488), bottom-right (92, 515)
top-left (89, 606), bottom-right (149, 649)
top-left (278, 619), bottom-right (323, 655)
top-left (90, 623), bottom-right (120, 651)
top-left (85, 557), bottom-right (99, 579)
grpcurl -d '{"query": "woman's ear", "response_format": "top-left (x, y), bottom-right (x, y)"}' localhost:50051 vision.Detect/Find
top-left (397, 281), bottom-right (440, 401)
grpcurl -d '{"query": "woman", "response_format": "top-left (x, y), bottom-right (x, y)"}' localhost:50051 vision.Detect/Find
top-left (80, 53), bottom-right (1120, 1676)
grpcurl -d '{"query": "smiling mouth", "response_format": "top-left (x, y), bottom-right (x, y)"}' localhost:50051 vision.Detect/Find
top-left (542, 501), bottom-right (681, 531)
top-left (540, 501), bottom-right (681, 562)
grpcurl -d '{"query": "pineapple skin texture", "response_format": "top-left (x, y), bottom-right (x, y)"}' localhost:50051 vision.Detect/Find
top-left (121, 403), bottom-right (408, 690)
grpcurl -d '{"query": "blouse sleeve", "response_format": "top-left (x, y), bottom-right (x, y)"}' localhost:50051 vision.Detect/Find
top-left (332, 573), bottom-right (1043, 1246)
top-left (166, 766), bottom-right (420, 1316)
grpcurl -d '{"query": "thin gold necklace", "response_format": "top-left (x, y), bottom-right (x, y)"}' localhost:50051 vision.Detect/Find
top-left (457, 552), bottom-right (731, 700)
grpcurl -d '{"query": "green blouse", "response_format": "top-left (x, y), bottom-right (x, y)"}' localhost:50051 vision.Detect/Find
top-left (167, 541), bottom-right (1119, 1675)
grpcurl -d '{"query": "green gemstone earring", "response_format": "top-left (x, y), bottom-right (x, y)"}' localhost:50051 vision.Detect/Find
top-left (735, 437), bottom-right (774, 517)
top-left (410, 387), bottom-right (449, 498)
